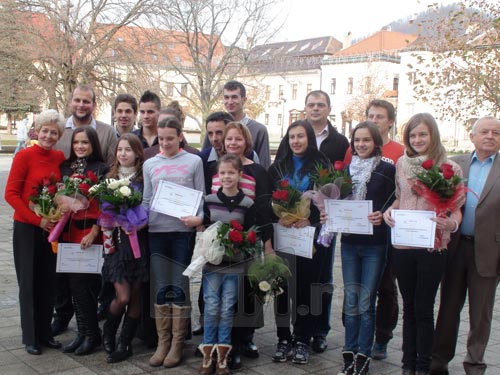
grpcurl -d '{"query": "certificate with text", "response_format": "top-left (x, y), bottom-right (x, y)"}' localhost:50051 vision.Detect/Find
top-left (273, 224), bottom-right (315, 259)
top-left (150, 180), bottom-right (203, 218)
top-left (325, 199), bottom-right (373, 235)
top-left (56, 244), bottom-right (104, 274)
top-left (391, 209), bottom-right (436, 248)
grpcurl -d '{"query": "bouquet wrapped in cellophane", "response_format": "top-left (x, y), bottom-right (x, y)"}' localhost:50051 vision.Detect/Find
top-left (89, 178), bottom-right (147, 258)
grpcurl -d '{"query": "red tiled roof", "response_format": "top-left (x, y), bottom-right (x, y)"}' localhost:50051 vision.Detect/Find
top-left (335, 30), bottom-right (418, 56)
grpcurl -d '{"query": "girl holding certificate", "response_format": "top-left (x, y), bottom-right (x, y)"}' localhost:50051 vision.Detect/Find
top-left (382, 113), bottom-right (463, 375)
top-left (101, 134), bottom-right (149, 363)
top-left (268, 120), bottom-right (330, 365)
top-left (337, 122), bottom-right (395, 375)
top-left (59, 126), bottom-right (109, 355)
top-left (142, 117), bottom-right (205, 368)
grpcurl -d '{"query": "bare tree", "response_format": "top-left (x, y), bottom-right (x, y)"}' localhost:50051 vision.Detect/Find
top-left (408, 0), bottom-right (500, 128)
top-left (139, 0), bottom-right (283, 131)
top-left (1, 0), bottom-right (151, 115)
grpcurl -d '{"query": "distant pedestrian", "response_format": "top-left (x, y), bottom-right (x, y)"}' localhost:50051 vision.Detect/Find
top-left (14, 116), bottom-right (29, 154)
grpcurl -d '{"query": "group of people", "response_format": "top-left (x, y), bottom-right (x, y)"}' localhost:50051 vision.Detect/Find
top-left (4, 81), bottom-right (500, 375)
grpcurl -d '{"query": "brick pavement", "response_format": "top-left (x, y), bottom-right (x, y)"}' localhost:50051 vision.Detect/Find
top-left (0, 154), bottom-right (499, 374)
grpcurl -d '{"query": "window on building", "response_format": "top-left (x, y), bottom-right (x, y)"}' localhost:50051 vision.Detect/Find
top-left (181, 83), bottom-right (188, 96)
top-left (291, 112), bottom-right (300, 123)
top-left (264, 113), bottom-right (269, 125)
top-left (393, 76), bottom-right (399, 91)
top-left (364, 77), bottom-right (372, 93)
top-left (347, 77), bottom-right (353, 94)
top-left (330, 78), bottom-right (336, 95)
top-left (277, 113), bottom-right (283, 127)
top-left (408, 72), bottom-right (417, 85)
top-left (306, 83), bottom-right (312, 93)
top-left (278, 85), bottom-right (284, 99)
top-left (166, 83), bottom-right (174, 97)
top-left (292, 84), bottom-right (298, 100)
top-left (265, 85), bottom-right (271, 100)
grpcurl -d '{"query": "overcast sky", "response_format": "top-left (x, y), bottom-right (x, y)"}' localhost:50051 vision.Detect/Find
top-left (275, 0), bottom-right (456, 42)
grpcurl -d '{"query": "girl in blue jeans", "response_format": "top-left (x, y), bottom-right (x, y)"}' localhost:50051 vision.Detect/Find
top-left (198, 154), bottom-right (256, 375)
top-left (338, 122), bottom-right (395, 375)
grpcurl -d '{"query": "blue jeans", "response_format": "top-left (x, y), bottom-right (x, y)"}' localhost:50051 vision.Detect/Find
top-left (149, 232), bottom-right (194, 306)
top-left (341, 243), bottom-right (387, 357)
top-left (202, 272), bottom-right (239, 345)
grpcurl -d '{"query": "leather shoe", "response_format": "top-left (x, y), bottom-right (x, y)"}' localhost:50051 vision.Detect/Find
top-left (240, 340), bottom-right (259, 358)
top-left (51, 319), bottom-right (68, 337)
top-left (25, 345), bottom-right (41, 355)
top-left (41, 337), bottom-right (62, 349)
top-left (311, 336), bottom-right (328, 353)
top-left (228, 348), bottom-right (242, 370)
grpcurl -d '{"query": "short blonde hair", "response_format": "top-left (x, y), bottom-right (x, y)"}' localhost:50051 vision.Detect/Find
top-left (35, 109), bottom-right (65, 136)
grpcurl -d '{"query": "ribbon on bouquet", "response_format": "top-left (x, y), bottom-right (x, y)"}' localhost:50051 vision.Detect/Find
top-left (48, 194), bottom-right (89, 244)
top-left (98, 202), bottom-right (148, 259)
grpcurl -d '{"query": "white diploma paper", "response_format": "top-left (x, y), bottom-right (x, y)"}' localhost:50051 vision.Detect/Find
top-left (391, 209), bottom-right (436, 248)
top-left (273, 223), bottom-right (315, 259)
top-left (150, 180), bottom-right (203, 218)
top-left (56, 243), bottom-right (104, 274)
top-left (325, 199), bottom-right (373, 235)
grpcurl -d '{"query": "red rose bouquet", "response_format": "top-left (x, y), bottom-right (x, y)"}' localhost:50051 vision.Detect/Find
top-left (413, 160), bottom-right (465, 216)
top-left (217, 220), bottom-right (261, 258)
top-left (413, 159), bottom-right (466, 250)
top-left (183, 221), bottom-right (261, 278)
top-left (304, 161), bottom-right (354, 246)
top-left (29, 173), bottom-right (61, 221)
top-left (47, 171), bottom-right (99, 243)
top-left (272, 179), bottom-right (311, 226)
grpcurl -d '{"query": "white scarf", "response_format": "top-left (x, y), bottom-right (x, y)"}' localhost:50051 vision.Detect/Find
top-left (350, 155), bottom-right (381, 200)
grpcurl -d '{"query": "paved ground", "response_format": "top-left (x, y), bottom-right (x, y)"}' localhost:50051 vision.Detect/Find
top-left (0, 153), bottom-right (499, 374)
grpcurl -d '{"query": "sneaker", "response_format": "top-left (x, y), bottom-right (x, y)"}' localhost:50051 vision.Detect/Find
top-left (292, 341), bottom-right (309, 365)
top-left (272, 340), bottom-right (293, 362)
top-left (337, 351), bottom-right (355, 375)
top-left (354, 353), bottom-right (370, 375)
top-left (372, 342), bottom-right (387, 360)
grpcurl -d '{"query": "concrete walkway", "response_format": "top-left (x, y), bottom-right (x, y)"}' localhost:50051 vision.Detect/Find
top-left (0, 154), bottom-right (499, 374)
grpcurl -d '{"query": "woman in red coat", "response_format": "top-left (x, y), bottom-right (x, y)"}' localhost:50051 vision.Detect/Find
top-left (5, 109), bottom-right (66, 355)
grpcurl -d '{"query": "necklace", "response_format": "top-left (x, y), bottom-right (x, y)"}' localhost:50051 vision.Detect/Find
top-left (118, 166), bottom-right (137, 180)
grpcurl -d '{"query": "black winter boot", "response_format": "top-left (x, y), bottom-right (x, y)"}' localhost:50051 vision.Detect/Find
top-left (107, 315), bottom-right (140, 363)
top-left (102, 311), bottom-right (123, 354)
top-left (63, 297), bottom-right (86, 353)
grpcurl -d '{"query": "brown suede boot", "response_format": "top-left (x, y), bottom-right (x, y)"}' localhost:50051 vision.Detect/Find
top-left (163, 304), bottom-right (191, 367)
top-left (198, 344), bottom-right (216, 375)
top-left (149, 304), bottom-right (172, 367)
top-left (215, 344), bottom-right (232, 375)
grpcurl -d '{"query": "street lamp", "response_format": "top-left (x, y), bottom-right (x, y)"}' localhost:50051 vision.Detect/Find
top-left (280, 97), bottom-right (287, 138)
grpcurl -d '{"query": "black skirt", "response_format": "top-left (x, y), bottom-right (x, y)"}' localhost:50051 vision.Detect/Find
top-left (102, 227), bottom-right (149, 284)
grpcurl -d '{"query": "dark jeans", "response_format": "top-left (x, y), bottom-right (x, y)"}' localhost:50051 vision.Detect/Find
top-left (149, 232), bottom-right (194, 306)
top-left (375, 244), bottom-right (399, 345)
top-left (276, 242), bottom-right (332, 343)
top-left (393, 249), bottom-right (446, 373)
top-left (13, 221), bottom-right (57, 346)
